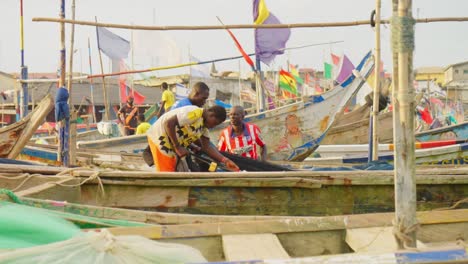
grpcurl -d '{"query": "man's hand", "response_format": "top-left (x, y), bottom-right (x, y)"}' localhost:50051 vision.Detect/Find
top-left (188, 143), bottom-right (202, 153)
top-left (175, 146), bottom-right (189, 158)
top-left (224, 158), bottom-right (240, 172)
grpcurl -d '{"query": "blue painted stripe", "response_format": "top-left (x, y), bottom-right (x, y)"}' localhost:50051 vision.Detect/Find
top-left (312, 95), bottom-right (324, 103)
top-left (396, 249), bottom-right (467, 263)
top-left (21, 147), bottom-right (58, 161)
top-left (356, 50), bottom-right (372, 71)
top-left (460, 142), bottom-right (468, 151)
top-left (341, 75), bottom-right (355, 88)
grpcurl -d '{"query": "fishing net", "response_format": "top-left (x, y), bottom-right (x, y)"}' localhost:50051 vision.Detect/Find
top-left (0, 190), bottom-right (207, 263)
top-left (0, 229), bottom-right (207, 264)
top-left (0, 200), bottom-right (80, 249)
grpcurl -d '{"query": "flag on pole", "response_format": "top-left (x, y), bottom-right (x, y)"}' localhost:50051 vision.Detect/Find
top-left (331, 53), bottom-right (340, 66)
top-left (253, 0), bottom-right (291, 65)
top-left (223, 28), bottom-right (255, 70)
top-left (289, 64), bottom-right (304, 85)
top-left (324, 62), bottom-right (333, 80)
top-left (96, 27), bottom-right (130, 60)
top-left (189, 55), bottom-right (210, 78)
top-left (279, 69), bottom-right (298, 97)
top-left (336, 55), bottom-right (355, 84)
top-left (119, 61), bottom-right (145, 104)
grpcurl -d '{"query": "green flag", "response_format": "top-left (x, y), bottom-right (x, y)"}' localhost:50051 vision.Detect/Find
top-left (324, 62), bottom-right (332, 79)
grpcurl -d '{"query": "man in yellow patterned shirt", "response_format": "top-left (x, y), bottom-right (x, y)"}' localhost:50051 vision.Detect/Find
top-left (147, 105), bottom-right (239, 172)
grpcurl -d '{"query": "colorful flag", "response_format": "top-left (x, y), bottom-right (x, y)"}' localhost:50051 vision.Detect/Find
top-left (324, 62), bottom-right (332, 80)
top-left (253, 0), bottom-right (291, 65)
top-left (119, 61), bottom-right (145, 104)
top-left (96, 27), bottom-right (130, 60)
top-left (289, 64), bottom-right (304, 85)
top-left (336, 55), bottom-right (355, 84)
top-left (279, 69), bottom-right (298, 96)
top-left (224, 28), bottom-right (255, 70)
top-left (331, 53), bottom-right (340, 66)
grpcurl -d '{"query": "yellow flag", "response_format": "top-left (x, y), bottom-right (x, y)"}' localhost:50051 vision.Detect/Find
top-left (254, 0), bottom-right (270, 25)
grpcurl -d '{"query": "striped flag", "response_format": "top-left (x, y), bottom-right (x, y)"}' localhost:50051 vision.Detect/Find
top-left (279, 69), bottom-right (298, 97)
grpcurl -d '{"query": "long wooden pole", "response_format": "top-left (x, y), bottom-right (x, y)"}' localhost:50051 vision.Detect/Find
top-left (95, 17), bottom-right (110, 121)
top-left (371, 0), bottom-right (382, 160)
top-left (57, 0), bottom-right (66, 164)
top-left (67, 0), bottom-right (76, 166)
top-left (87, 37), bottom-right (97, 123)
top-left (19, 0), bottom-right (28, 119)
top-left (32, 16), bottom-right (468, 30)
top-left (393, 0), bottom-right (417, 249)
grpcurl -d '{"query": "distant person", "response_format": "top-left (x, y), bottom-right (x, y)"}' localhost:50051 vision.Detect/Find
top-left (135, 114), bottom-right (151, 135)
top-left (118, 96), bottom-right (138, 136)
top-left (156, 82), bottom-right (175, 118)
top-left (218, 106), bottom-right (267, 161)
top-left (146, 105), bottom-right (239, 172)
top-left (171, 82), bottom-right (210, 109)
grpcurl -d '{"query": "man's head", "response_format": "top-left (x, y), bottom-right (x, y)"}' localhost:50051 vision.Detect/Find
top-left (138, 113), bottom-right (145, 123)
top-left (229, 105), bottom-right (245, 127)
top-left (127, 96), bottom-right (134, 106)
top-left (203, 105), bottom-right (226, 129)
top-left (189, 82), bottom-right (210, 107)
top-left (161, 82), bottom-right (168, 90)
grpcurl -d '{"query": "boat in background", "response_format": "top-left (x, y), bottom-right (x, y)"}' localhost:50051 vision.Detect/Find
top-left (76, 51), bottom-right (375, 161)
top-left (0, 94), bottom-right (53, 159)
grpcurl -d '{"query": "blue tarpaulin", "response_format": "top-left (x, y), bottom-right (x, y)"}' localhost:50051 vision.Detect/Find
top-left (55, 87), bottom-right (70, 166)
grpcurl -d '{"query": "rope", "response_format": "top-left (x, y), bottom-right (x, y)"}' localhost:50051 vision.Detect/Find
top-left (434, 197), bottom-right (468, 211)
top-left (391, 16), bottom-right (416, 53)
top-left (393, 219), bottom-right (420, 250)
top-left (0, 189), bottom-right (23, 204)
top-left (55, 169), bottom-right (106, 196)
top-left (0, 173), bottom-right (46, 192)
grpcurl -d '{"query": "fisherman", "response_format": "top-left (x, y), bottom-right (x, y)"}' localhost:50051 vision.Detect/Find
top-left (142, 81), bottom-right (210, 166)
top-left (146, 105), bottom-right (239, 172)
top-left (135, 114), bottom-right (151, 135)
top-left (156, 82), bottom-right (175, 118)
top-left (171, 81), bottom-right (210, 110)
top-left (118, 96), bottom-right (138, 136)
top-left (218, 105), bottom-right (267, 161)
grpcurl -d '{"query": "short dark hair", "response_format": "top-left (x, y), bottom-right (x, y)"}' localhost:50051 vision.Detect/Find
top-left (208, 105), bottom-right (226, 122)
top-left (162, 82), bottom-right (168, 89)
top-left (138, 113), bottom-right (145, 122)
top-left (193, 82), bottom-right (209, 93)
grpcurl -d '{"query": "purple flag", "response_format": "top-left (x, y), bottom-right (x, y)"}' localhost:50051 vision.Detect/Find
top-left (96, 27), bottom-right (130, 60)
top-left (253, 0), bottom-right (290, 65)
top-left (336, 55), bottom-right (355, 84)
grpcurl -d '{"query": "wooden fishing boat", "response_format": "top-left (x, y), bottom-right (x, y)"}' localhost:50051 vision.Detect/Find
top-left (1, 193), bottom-right (467, 262)
top-left (30, 129), bottom-right (108, 145)
top-left (308, 142), bottom-right (468, 166)
top-left (322, 103), bottom-right (468, 145)
top-left (76, 52), bottom-right (375, 161)
top-left (2, 164), bottom-right (467, 217)
top-left (0, 95), bottom-right (53, 159)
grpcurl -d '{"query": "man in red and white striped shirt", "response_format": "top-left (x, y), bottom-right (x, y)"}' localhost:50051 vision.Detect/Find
top-left (218, 106), bottom-right (267, 161)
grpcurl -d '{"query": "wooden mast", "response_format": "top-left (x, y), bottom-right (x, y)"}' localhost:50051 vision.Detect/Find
top-left (392, 0), bottom-right (417, 249)
top-left (67, 0), bottom-right (76, 166)
top-left (57, 0), bottom-right (66, 164)
top-left (19, 0), bottom-right (28, 119)
top-left (95, 17), bottom-right (110, 121)
top-left (371, 0), bottom-right (382, 160)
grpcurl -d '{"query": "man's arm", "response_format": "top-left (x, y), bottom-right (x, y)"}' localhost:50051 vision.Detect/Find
top-left (157, 101), bottom-right (166, 118)
top-left (200, 136), bottom-right (239, 171)
top-left (164, 115), bottom-right (188, 157)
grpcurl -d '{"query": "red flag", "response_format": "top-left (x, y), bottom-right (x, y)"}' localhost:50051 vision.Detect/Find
top-left (331, 53), bottom-right (340, 66)
top-left (119, 60), bottom-right (146, 104)
top-left (225, 29), bottom-right (255, 70)
top-left (305, 73), bottom-right (311, 85)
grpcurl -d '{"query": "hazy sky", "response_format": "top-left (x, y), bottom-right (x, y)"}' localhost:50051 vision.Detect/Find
top-left (1, 0), bottom-right (468, 77)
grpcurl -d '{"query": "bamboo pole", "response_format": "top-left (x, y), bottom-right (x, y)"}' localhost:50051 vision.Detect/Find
top-left (32, 17), bottom-right (468, 30)
top-left (371, 0), bottom-right (382, 160)
top-left (95, 17), bottom-right (110, 121)
top-left (19, 0), bottom-right (28, 119)
top-left (87, 37), bottom-right (97, 123)
top-left (57, 0), bottom-right (66, 164)
top-left (393, 0), bottom-right (417, 249)
top-left (67, 0), bottom-right (76, 166)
